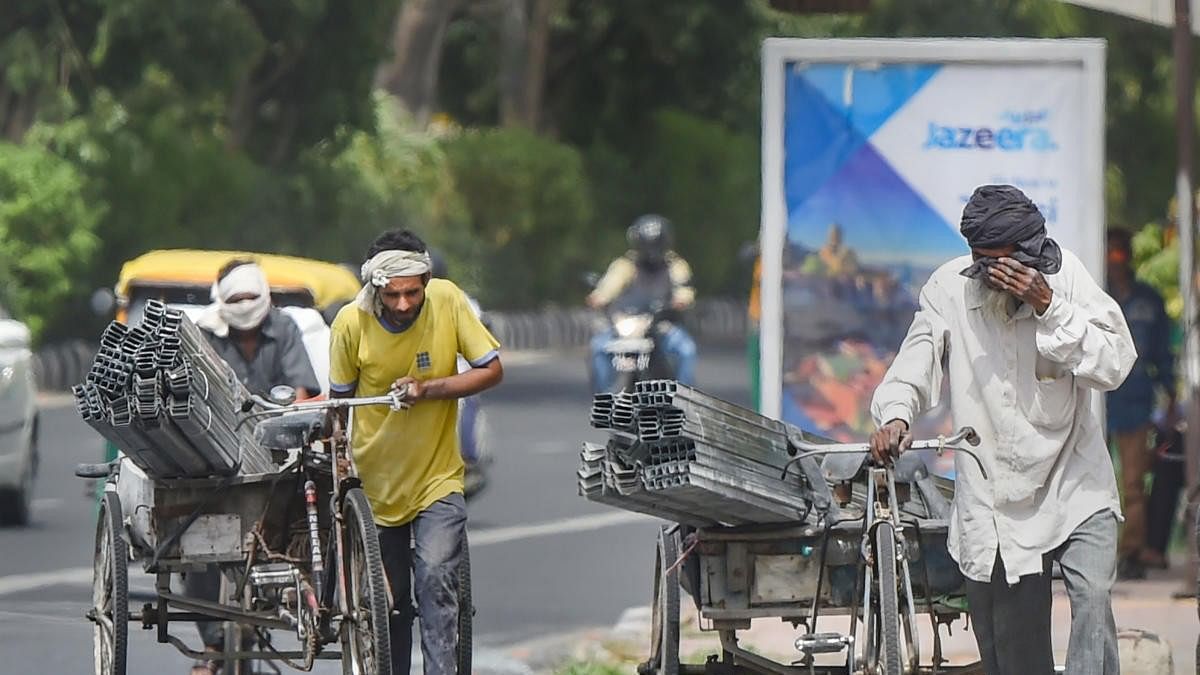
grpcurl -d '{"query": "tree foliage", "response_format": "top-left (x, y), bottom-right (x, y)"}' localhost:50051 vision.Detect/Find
top-left (4, 0), bottom-right (1197, 341)
top-left (4, 0), bottom-right (404, 340)
top-left (0, 141), bottom-right (99, 338)
top-left (442, 126), bottom-right (597, 308)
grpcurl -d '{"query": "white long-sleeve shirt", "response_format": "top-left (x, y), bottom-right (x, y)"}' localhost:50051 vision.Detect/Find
top-left (871, 249), bottom-right (1136, 584)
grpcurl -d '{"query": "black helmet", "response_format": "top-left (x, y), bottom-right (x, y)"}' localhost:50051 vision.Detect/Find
top-left (626, 214), bottom-right (672, 261)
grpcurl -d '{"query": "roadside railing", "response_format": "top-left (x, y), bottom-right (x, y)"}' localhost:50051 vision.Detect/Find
top-left (34, 298), bottom-right (750, 391)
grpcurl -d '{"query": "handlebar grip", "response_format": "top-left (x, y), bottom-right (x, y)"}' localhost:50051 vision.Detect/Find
top-left (75, 462), bottom-right (114, 479)
top-left (962, 426), bottom-right (980, 447)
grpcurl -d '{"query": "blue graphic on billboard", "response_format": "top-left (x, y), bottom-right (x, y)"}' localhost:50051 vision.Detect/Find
top-left (781, 63), bottom-right (966, 475)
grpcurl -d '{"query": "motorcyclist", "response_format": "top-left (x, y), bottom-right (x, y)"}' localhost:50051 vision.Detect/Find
top-left (586, 214), bottom-right (697, 392)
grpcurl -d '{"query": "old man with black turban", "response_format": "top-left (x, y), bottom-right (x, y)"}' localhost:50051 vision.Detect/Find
top-left (867, 185), bottom-right (1136, 675)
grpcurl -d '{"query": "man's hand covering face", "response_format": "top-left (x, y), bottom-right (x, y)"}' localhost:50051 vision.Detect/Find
top-left (959, 184), bottom-right (1062, 280)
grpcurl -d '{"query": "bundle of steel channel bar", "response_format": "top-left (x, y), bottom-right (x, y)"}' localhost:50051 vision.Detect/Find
top-left (580, 380), bottom-right (822, 526)
top-left (72, 299), bottom-right (275, 478)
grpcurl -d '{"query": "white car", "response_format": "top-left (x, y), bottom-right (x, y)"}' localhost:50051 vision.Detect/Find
top-left (0, 308), bottom-right (38, 525)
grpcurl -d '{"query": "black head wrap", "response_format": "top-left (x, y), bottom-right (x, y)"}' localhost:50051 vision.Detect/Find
top-left (959, 184), bottom-right (1062, 280)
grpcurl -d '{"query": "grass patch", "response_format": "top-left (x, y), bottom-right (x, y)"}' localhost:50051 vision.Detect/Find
top-left (554, 661), bottom-right (628, 675)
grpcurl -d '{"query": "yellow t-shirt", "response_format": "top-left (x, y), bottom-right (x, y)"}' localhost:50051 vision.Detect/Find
top-left (329, 278), bottom-right (500, 526)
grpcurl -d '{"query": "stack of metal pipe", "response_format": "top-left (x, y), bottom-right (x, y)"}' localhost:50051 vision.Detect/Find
top-left (73, 300), bottom-right (275, 478)
top-left (579, 380), bottom-right (821, 526)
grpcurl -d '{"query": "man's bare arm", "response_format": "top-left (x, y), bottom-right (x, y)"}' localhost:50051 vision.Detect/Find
top-left (394, 358), bottom-right (503, 402)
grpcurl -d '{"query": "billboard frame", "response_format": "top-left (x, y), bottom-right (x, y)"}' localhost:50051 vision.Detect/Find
top-left (758, 37), bottom-right (1107, 419)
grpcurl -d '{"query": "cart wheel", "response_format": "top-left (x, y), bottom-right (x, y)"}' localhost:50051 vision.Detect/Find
top-left (644, 525), bottom-right (680, 675)
top-left (91, 492), bottom-right (128, 675)
top-left (457, 537), bottom-right (473, 675)
top-left (872, 521), bottom-right (903, 675)
top-left (340, 488), bottom-right (392, 675)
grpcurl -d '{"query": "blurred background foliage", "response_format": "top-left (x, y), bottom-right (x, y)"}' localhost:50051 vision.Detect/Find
top-left (0, 0), bottom-right (1193, 340)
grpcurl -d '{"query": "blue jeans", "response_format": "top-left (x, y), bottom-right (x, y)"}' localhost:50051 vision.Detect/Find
top-left (378, 493), bottom-right (467, 675)
top-left (589, 325), bottom-right (697, 393)
top-left (965, 509), bottom-right (1119, 675)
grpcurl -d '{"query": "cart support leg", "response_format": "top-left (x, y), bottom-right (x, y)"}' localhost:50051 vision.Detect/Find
top-left (157, 572), bottom-right (171, 643)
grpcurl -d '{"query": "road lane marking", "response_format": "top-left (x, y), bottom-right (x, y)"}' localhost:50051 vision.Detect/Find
top-left (0, 607), bottom-right (82, 626)
top-left (469, 510), bottom-right (654, 546)
top-left (0, 510), bottom-right (655, 596)
top-left (31, 498), bottom-right (62, 511)
top-left (0, 567), bottom-right (92, 597)
top-left (36, 393), bottom-right (78, 409)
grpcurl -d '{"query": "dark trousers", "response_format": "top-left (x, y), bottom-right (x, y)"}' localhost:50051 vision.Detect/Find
top-left (378, 494), bottom-right (467, 675)
top-left (965, 510), bottom-right (1119, 675)
top-left (183, 566), bottom-right (224, 649)
top-left (1146, 428), bottom-right (1185, 556)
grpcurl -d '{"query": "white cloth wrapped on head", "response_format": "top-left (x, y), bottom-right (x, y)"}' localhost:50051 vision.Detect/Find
top-left (195, 262), bottom-right (273, 337)
top-left (355, 249), bottom-right (432, 315)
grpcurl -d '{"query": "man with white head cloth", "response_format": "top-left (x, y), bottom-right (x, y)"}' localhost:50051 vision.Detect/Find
top-left (329, 229), bottom-right (502, 674)
top-left (868, 185), bottom-right (1136, 675)
top-left (187, 258), bottom-right (320, 674)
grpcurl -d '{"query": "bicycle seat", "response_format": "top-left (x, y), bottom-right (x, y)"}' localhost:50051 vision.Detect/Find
top-left (254, 410), bottom-right (329, 450)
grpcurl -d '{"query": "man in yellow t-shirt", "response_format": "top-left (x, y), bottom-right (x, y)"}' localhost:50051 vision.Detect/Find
top-left (329, 229), bottom-right (502, 674)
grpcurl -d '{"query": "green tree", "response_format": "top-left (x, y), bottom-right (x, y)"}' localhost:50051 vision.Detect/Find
top-left (644, 110), bottom-right (759, 296)
top-left (7, 0), bottom-right (407, 338)
top-left (86, 0), bottom-right (401, 165)
top-left (442, 127), bottom-right (596, 307)
top-left (297, 94), bottom-right (476, 285)
top-left (0, 141), bottom-right (100, 338)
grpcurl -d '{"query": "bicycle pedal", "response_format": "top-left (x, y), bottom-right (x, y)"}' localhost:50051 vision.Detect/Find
top-left (795, 632), bottom-right (850, 654)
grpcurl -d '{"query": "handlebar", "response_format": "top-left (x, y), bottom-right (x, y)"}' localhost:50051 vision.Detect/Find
top-left (785, 426), bottom-right (989, 480)
top-left (250, 389), bottom-right (410, 413)
top-left (235, 388), bottom-right (412, 431)
top-left (75, 460), bottom-right (119, 479)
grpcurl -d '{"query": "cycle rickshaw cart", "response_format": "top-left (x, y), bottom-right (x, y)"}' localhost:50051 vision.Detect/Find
top-left (640, 427), bottom-right (988, 675)
top-left (74, 301), bottom-right (472, 675)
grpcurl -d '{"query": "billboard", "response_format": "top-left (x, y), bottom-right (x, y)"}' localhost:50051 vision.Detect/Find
top-left (759, 39), bottom-right (1106, 471)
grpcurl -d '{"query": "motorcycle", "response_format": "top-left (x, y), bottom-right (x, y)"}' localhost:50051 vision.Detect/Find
top-left (590, 294), bottom-right (678, 394)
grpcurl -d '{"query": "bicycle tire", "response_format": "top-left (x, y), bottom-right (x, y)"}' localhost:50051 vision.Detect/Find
top-left (874, 521), bottom-right (903, 675)
top-left (340, 488), bottom-right (392, 675)
top-left (92, 492), bottom-right (128, 675)
top-left (645, 525), bottom-right (680, 675)
top-left (457, 538), bottom-right (473, 675)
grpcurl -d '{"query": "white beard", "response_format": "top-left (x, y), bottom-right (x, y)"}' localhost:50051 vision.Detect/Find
top-left (979, 282), bottom-right (1017, 323)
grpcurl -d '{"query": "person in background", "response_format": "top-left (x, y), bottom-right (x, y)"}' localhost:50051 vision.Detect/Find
top-left (188, 258), bottom-right (320, 675)
top-left (1145, 405), bottom-right (1185, 569)
top-left (818, 223), bottom-right (859, 278)
top-left (587, 214), bottom-right (697, 391)
top-left (1105, 228), bottom-right (1177, 579)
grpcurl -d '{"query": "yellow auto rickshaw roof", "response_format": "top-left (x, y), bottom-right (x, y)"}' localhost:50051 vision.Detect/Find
top-left (116, 249), bottom-right (361, 310)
